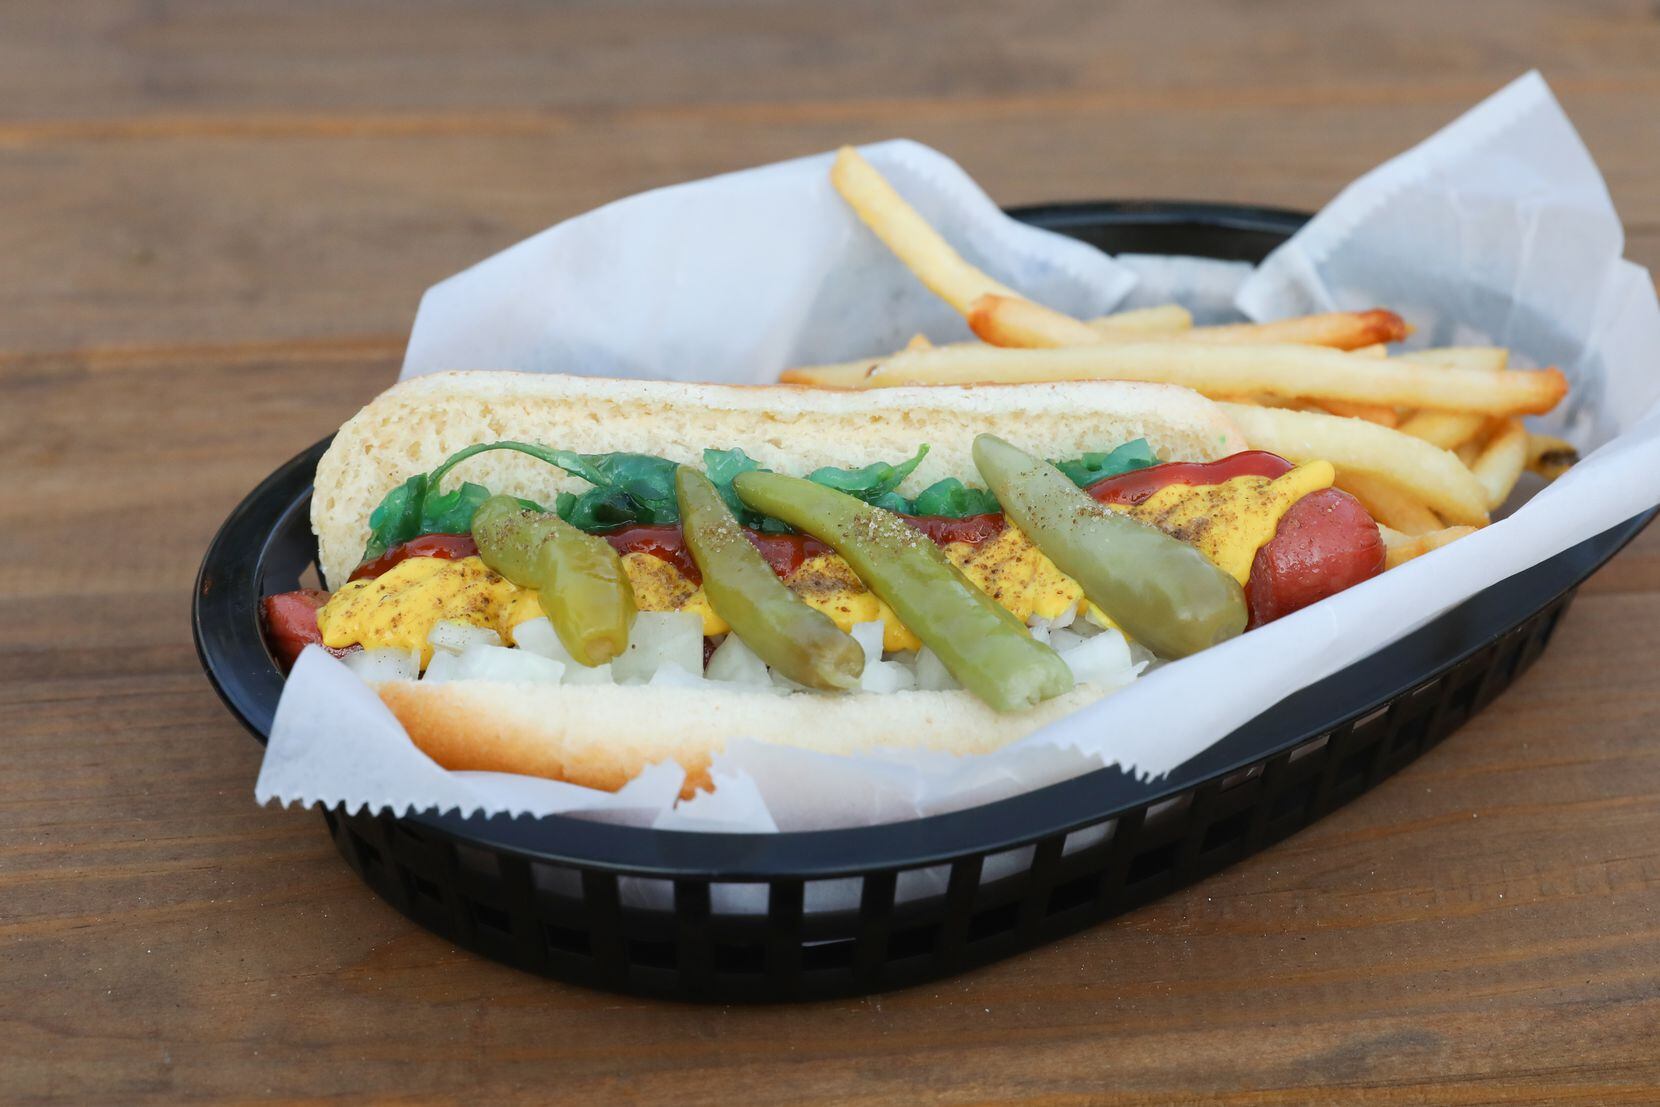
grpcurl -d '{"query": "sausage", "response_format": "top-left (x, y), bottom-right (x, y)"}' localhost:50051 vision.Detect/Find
top-left (1246, 488), bottom-right (1384, 627)
top-left (1089, 453), bottom-right (1383, 628)
top-left (262, 589), bottom-right (360, 670)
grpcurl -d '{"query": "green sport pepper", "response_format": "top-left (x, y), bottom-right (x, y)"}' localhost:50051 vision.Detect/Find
top-left (971, 434), bottom-right (1246, 659)
top-left (676, 468), bottom-right (864, 691)
top-left (470, 495), bottom-right (635, 667)
top-left (732, 470), bottom-right (1074, 712)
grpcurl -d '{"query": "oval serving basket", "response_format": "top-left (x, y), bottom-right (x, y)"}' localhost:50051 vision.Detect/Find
top-left (194, 202), bottom-right (1655, 1002)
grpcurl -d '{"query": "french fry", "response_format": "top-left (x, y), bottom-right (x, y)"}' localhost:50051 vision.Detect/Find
top-left (1089, 304), bottom-right (1193, 334)
top-left (863, 338), bottom-right (1569, 416)
top-left (1399, 346), bottom-right (1509, 371)
top-left (1395, 409), bottom-right (1487, 450)
top-left (1349, 343), bottom-right (1388, 358)
top-left (1217, 403), bottom-right (1490, 526)
top-left (830, 146), bottom-right (1023, 314)
top-left (1336, 472), bottom-right (1442, 535)
top-left (1456, 440), bottom-right (1481, 467)
top-left (1525, 432), bottom-right (1579, 480)
top-left (969, 293), bottom-right (1108, 347)
top-left (779, 357), bottom-right (882, 388)
top-left (1379, 524), bottom-right (1479, 569)
top-left (1187, 309), bottom-right (1410, 350)
top-left (1318, 399), bottom-right (1400, 426)
top-left (1470, 418), bottom-right (1528, 509)
top-left (904, 333), bottom-right (935, 351)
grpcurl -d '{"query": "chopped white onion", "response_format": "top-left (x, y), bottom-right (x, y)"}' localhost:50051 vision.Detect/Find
top-left (1057, 628), bottom-right (1141, 690)
top-left (1028, 624), bottom-right (1051, 646)
top-left (508, 616), bottom-right (562, 657)
top-left (427, 619), bottom-right (502, 655)
top-left (450, 643), bottom-right (565, 685)
top-left (612, 611), bottom-right (705, 684)
top-left (849, 620), bottom-right (885, 672)
top-left (511, 617), bottom-right (615, 684)
top-left (861, 659), bottom-right (917, 694)
top-left (648, 662), bottom-right (707, 689)
top-left (1049, 628), bottom-right (1087, 653)
top-left (1027, 601), bottom-right (1080, 632)
top-left (343, 647), bottom-right (420, 683)
top-left (913, 646), bottom-right (959, 691)
top-left (420, 649), bottom-right (461, 683)
top-left (705, 634), bottom-right (772, 687)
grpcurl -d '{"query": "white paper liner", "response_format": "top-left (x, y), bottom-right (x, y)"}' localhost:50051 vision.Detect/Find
top-left (258, 72), bottom-right (1660, 833)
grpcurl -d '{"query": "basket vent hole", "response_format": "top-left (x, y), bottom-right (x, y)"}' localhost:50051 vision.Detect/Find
top-left (470, 900), bottom-right (511, 936)
top-left (713, 943), bottom-right (766, 974)
top-left (531, 864), bottom-right (583, 898)
top-left (895, 864), bottom-right (951, 905)
top-left (455, 844), bottom-right (500, 879)
top-left (967, 901), bottom-right (1020, 943)
top-left (1287, 734), bottom-right (1330, 764)
top-left (351, 833), bottom-right (382, 872)
top-left (800, 938), bottom-right (856, 971)
top-left (544, 923), bottom-right (590, 957)
top-left (1218, 764), bottom-right (1263, 793)
top-left (802, 878), bottom-right (862, 915)
top-left (1448, 675), bottom-right (1480, 720)
top-left (1046, 872), bottom-right (1099, 916)
top-left (710, 882), bottom-right (770, 915)
top-left (618, 876), bottom-right (675, 910)
top-left (407, 870), bottom-right (442, 905)
top-left (887, 923), bottom-right (941, 961)
top-left (1062, 820), bottom-right (1114, 857)
top-left (1127, 842), bottom-right (1178, 886)
top-left (1143, 791), bottom-right (1193, 830)
top-left (1270, 778), bottom-right (1316, 823)
top-left (1336, 748), bottom-right (1372, 790)
top-left (627, 939), bottom-right (677, 970)
top-left (981, 845), bottom-right (1035, 886)
top-left (1201, 809), bottom-right (1252, 855)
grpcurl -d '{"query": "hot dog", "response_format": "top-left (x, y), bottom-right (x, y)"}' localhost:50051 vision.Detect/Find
top-left (268, 371), bottom-right (1384, 793)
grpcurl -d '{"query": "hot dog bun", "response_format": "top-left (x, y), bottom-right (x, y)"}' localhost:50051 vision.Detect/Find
top-left (312, 371), bottom-right (1247, 794)
top-left (314, 371), bottom-right (1247, 588)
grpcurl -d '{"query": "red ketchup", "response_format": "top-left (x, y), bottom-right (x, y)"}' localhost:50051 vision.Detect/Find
top-left (349, 533), bottom-right (479, 581)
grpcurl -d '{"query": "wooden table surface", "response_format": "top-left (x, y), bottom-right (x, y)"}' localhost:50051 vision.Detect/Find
top-left (5, 3), bottom-right (1659, 1103)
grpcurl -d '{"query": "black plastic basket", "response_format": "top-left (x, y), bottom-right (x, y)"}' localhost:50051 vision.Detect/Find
top-left (194, 202), bottom-right (1655, 1002)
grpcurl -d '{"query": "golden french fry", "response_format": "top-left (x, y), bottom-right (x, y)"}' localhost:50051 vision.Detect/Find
top-left (1187, 309), bottom-right (1410, 350)
top-left (779, 357), bottom-right (882, 388)
top-left (1470, 418), bottom-right (1528, 509)
top-left (1396, 409), bottom-right (1487, 450)
top-left (1218, 403), bottom-right (1490, 526)
top-left (1399, 346), bottom-right (1509, 371)
top-left (830, 146), bottom-right (1023, 314)
top-left (1089, 304), bottom-right (1193, 334)
top-left (1525, 432), bottom-right (1578, 480)
top-left (969, 293), bottom-right (1107, 347)
top-left (1349, 343), bottom-right (1388, 358)
top-left (863, 340), bottom-right (1569, 417)
top-left (1455, 440), bottom-right (1481, 466)
top-left (1336, 472), bottom-right (1442, 535)
top-left (1379, 524), bottom-right (1479, 569)
top-left (904, 333), bottom-right (934, 351)
top-left (1318, 399), bottom-right (1399, 427)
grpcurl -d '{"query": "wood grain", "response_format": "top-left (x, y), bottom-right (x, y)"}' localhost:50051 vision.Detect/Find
top-left (2, 2), bottom-right (1657, 1103)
